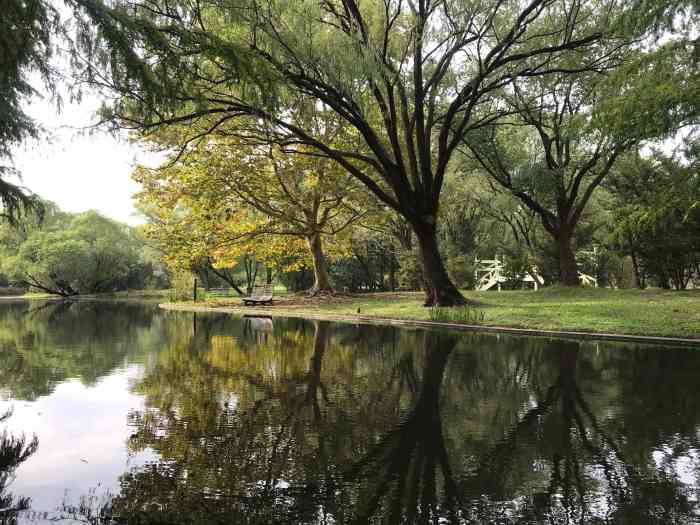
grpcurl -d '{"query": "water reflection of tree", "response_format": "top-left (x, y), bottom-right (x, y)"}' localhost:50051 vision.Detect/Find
top-left (113, 319), bottom-right (416, 523)
top-left (111, 321), bottom-right (700, 524)
top-left (460, 341), bottom-right (699, 524)
top-left (0, 411), bottom-right (37, 525)
top-left (0, 300), bottom-right (161, 400)
top-left (344, 331), bottom-right (460, 524)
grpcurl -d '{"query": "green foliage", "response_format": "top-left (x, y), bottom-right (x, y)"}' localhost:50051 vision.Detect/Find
top-left (0, 0), bottom-right (62, 224)
top-left (593, 41), bottom-right (700, 142)
top-left (68, 0), bottom-right (637, 305)
top-left (607, 145), bottom-right (700, 289)
top-left (0, 207), bottom-right (169, 296)
top-left (330, 228), bottom-right (398, 292)
top-left (395, 244), bottom-right (424, 291)
top-left (167, 270), bottom-right (196, 302)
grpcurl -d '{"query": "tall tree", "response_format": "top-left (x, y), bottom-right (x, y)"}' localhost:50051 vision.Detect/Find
top-left (68, 0), bottom-right (621, 305)
top-left (463, 39), bottom-right (699, 284)
top-left (136, 128), bottom-right (368, 294)
top-left (134, 140), bottom-right (352, 294)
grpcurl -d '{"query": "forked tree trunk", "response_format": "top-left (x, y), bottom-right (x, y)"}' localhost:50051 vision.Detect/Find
top-left (306, 232), bottom-right (334, 294)
top-left (556, 231), bottom-right (580, 286)
top-left (413, 221), bottom-right (467, 306)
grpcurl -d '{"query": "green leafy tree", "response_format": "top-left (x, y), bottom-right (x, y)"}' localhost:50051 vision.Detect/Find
top-left (462, 37), bottom-right (699, 285)
top-left (67, 0), bottom-right (627, 305)
top-left (607, 146), bottom-right (700, 289)
top-left (2, 210), bottom-right (152, 296)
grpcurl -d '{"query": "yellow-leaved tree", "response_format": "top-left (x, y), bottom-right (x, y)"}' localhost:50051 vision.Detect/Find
top-left (134, 130), bottom-right (370, 294)
top-left (134, 164), bottom-right (308, 295)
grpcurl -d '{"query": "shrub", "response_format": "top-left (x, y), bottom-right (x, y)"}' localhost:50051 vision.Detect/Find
top-left (428, 306), bottom-right (486, 324)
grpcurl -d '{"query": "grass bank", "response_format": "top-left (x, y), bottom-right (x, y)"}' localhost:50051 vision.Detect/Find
top-left (179, 287), bottom-right (699, 339)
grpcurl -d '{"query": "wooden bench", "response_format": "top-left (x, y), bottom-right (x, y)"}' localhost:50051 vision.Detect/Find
top-left (242, 284), bottom-right (274, 306)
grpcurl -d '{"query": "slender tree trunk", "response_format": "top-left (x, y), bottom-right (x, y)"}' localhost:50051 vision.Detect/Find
top-left (630, 251), bottom-right (645, 289)
top-left (244, 256), bottom-right (255, 295)
top-left (306, 232), bottom-right (334, 294)
top-left (379, 251), bottom-right (385, 290)
top-left (556, 231), bottom-right (580, 286)
top-left (389, 251), bottom-right (396, 292)
top-left (413, 221), bottom-right (467, 306)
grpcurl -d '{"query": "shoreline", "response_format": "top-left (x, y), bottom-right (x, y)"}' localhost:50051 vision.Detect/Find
top-left (160, 302), bottom-right (700, 347)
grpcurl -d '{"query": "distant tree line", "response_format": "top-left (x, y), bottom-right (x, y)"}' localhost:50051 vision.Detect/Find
top-left (0, 202), bottom-right (170, 296)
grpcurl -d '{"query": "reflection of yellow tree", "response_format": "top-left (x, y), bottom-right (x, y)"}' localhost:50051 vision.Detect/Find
top-left (116, 319), bottom-right (424, 523)
top-left (113, 320), bottom-right (700, 524)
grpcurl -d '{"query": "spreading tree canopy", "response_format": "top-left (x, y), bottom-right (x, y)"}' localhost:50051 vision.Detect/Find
top-left (67, 0), bottom-right (633, 305)
top-left (462, 37), bottom-right (699, 285)
top-left (3, 210), bottom-right (150, 296)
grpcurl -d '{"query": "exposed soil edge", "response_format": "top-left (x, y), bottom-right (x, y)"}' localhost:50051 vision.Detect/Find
top-left (159, 303), bottom-right (700, 347)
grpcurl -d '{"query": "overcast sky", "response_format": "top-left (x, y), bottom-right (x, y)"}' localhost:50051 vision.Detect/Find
top-left (10, 89), bottom-right (157, 226)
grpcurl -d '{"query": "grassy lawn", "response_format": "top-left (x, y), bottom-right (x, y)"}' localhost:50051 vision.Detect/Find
top-left (195, 287), bottom-right (700, 339)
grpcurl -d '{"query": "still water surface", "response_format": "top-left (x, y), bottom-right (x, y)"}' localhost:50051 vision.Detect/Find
top-left (0, 299), bottom-right (698, 524)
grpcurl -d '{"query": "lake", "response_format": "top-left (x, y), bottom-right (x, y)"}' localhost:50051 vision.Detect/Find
top-left (0, 299), bottom-right (698, 524)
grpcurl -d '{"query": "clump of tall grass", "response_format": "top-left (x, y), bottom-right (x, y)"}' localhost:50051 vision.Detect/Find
top-left (428, 305), bottom-right (485, 324)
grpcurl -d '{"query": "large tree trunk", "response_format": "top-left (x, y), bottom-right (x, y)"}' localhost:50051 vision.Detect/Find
top-left (306, 232), bottom-right (334, 294)
top-left (413, 221), bottom-right (467, 306)
top-left (556, 231), bottom-right (580, 286)
top-left (305, 321), bottom-right (329, 420)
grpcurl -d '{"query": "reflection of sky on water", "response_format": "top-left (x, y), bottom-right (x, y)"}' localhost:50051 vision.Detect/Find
top-left (0, 365), bottom-right (157, 512)
top-left (1, 302), bottom-right (699, 524)
top-left (654, 446), bottom-right (700, 494)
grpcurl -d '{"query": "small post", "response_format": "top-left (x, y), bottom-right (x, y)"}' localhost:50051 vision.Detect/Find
top-left (193, 277), bottom-right (198, 302)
